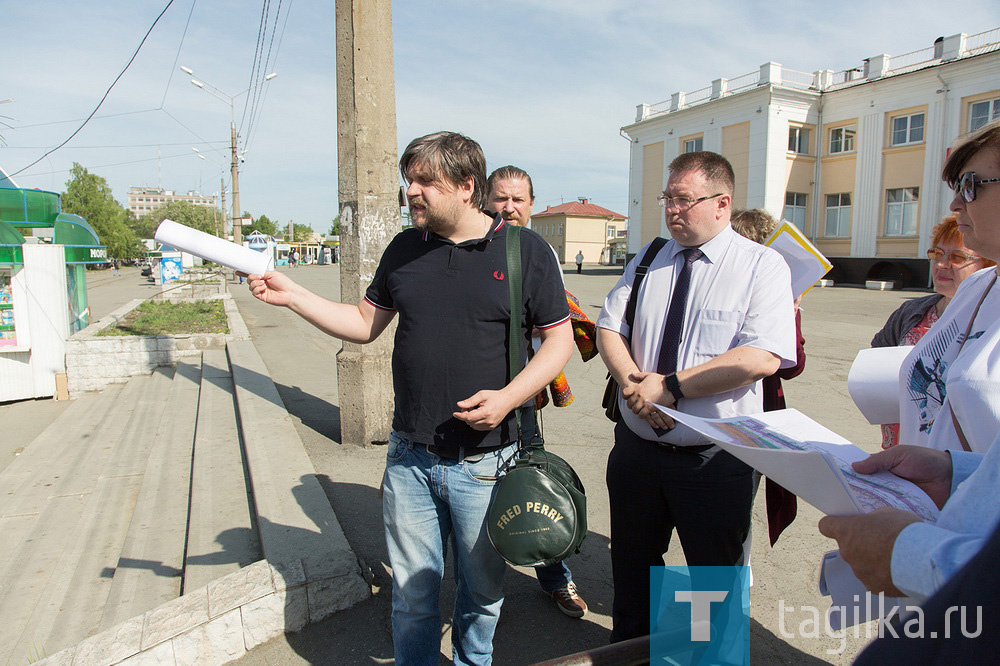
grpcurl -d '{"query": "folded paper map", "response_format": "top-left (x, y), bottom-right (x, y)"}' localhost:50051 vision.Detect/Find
top-left (652, 405), bottom-right (939, 520)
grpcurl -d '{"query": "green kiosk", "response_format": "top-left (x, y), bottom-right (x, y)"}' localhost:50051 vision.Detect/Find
top-left (0, 183), bottom-right (107, 401)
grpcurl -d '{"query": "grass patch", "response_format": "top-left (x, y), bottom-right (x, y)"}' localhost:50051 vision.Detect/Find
top-left (98, 300), bottom-right (229, 336)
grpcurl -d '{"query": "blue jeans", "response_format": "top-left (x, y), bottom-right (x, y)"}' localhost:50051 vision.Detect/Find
top-left (535, 560), bottom-right (573, 593)
top-left (383, 432), bottom-right (515, 666)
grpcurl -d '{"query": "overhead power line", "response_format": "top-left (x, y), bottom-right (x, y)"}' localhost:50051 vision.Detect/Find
top-left (245, 0), bottom-right (292, 153)
top-left (159, 0), bottom-right (200, 108)
top-left (9, 0), bottom-right (178, 178)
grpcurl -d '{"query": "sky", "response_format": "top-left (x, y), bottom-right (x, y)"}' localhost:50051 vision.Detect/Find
top-left (2, 1), bottom-right (999, 235)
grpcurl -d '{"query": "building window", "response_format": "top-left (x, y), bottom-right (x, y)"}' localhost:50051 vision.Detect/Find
top-left (607, 225), bottom-right (616, 238)
top-left (890, 113), bottom-right (924, 146)
top-left (885, 187), bottom-right (919, 236)
top-left (788, 126), bottom-right (810, 154)
top-left (558, 223), bottom-right (564, 236)
top-left (970, 98), bottom-right (1000, 132)
top-left (783, 192), bottom-right (808, 232)
top-left (824, 193), bottom-right (852, 237)
top-left (684, 137), bottom-right (703, 153)
top-left (829, 126), bottom-right (856, 154)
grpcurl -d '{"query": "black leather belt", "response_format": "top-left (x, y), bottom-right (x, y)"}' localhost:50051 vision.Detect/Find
top-left (417, 442), bottom-right (507, 462)
top-left (655, 441), bottom-right (715, 454)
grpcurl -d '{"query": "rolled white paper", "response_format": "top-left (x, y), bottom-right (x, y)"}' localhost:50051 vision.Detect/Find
top-left (847, 346), bottom-right (913, 425)
top-left (154, 219), bottom-right (274, 275)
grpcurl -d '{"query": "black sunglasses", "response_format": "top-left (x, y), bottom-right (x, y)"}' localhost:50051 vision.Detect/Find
top-left (958, 171), bottom-right (1000, 203)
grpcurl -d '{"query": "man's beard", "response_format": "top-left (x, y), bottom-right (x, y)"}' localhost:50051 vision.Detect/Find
top-left (410, 198), bottom-right (455, 234)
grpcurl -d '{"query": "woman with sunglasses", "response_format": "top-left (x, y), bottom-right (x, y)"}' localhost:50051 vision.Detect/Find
top-left (871, 216), bottom-right (993, 448)
top-left (892, 118), bottom-right (1000, 453)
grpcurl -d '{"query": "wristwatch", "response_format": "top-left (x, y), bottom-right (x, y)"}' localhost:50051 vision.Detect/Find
top-left (664, 373), bottom-right (684, 403)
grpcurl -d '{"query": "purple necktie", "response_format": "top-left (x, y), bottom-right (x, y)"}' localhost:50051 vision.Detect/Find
top-left (656, 248), bottom-right (702, 376)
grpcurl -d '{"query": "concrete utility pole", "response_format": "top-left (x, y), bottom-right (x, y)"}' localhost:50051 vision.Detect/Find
top-left (335, 0), bottom-right (399, 447)
top-left (220, 178), bottom-right (226, 239)
top-left (231, 124), bottom-right (242, 245)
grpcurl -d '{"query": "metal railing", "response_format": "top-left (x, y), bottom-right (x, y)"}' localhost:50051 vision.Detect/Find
top-left (725, 70), bottom-right (759, 95)
top-left (965, 27), bottom-right (1000, 55)
top-left (684, 85), bottom-right (712, 107)
top-left (887, 44), bottom-right (939, 74)
top-left (781, 67), bottom-right (817, 90)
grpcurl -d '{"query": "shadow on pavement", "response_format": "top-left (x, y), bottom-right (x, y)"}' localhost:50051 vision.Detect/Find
top-left (274, 381), bottom-right (342, 444)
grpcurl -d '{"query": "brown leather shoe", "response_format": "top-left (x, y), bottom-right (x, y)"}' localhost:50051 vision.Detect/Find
top-left (550, 581), bottom-right (588, 618)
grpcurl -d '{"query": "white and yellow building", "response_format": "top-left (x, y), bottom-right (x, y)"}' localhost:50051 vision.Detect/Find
top-left (622, 28), bottom-right (1000, 287)
top-left (531, 198), bottom-right (628, 265)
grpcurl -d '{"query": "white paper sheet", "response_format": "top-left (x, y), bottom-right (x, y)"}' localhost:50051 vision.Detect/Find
top-left (154, 219), bottom-right (273, 275)
top-left (847, 346), bottom-right (913, 425)
top-left (764, 221), bottom-right (834, 299)
top-left (652, 406), bottom-right (940, 520)
top-left (818, 550), bottom-right (904, 629)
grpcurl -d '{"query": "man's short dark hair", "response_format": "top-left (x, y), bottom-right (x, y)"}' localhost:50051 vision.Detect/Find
top-left (942, 119), bottom-right (1000, 188)
top-left (487, 165), bottom-right (535, 200)
top-left (399, 132), bottom-right (488, 209)
top-left (668, 151), bottom-right (735, 196)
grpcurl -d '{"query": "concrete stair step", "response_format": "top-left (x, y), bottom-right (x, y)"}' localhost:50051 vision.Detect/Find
top-left (0, 369), bottom-right (175, 665)
top-left (227, 340), bottom-right (356, 577)
top-left (0, 383), bottom-right (125, 520)
top-left (98, 357), bottom-right (203, 631)
top-left (183, 349), bottom-right (261, 594)
top-left (0, 373), bottom-right (159, 579)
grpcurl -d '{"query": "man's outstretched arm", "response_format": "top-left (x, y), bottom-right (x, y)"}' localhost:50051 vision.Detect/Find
top-left (247, 270), bottom-right (395, 344)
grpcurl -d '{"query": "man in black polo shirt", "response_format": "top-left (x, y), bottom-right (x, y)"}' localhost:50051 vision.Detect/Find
top-left (246, 131), bottom-right (572, 666)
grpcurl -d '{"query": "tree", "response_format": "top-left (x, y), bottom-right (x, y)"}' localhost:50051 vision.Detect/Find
top-left (243, 213), bottom-right (277, 238)
top-left (134, 200), bottom-right (220, 239)
top-left (292, 223), bottom-right (313, 242)
top-left (329, 216), bottom-right (340, 235)
top-left (62, 163), bottom-right (142, 260)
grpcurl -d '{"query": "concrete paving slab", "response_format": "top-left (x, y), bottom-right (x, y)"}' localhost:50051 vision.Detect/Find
top-left (184, 350), bottom-right (259, 594)
top-left (100, 358), bottom-right (203, 630)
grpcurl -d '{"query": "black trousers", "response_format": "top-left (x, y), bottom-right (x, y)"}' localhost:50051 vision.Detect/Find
top-left (607, 420), bottom-right (754, 642)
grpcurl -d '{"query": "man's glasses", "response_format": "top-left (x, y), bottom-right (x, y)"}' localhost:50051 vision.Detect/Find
top-left (926, 247), bottom-right (982, 266)
top-left (657, 193), bottom-right (723, 210)
top-left (957, 171), bottom-right (1000, 203)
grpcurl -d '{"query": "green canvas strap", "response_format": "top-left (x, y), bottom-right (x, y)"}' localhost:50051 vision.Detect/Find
top-left (506, 223), bottom-right (522, 390)
top-left (505, 222), bottom-right (546, 457)
top-left (505, 223), bottom-right (530, 445)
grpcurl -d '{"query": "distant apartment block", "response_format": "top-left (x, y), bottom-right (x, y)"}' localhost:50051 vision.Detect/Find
top-left (127, 187), bottom-right (218, 217)
top-left (622, 27), bottom-right (1000, 287)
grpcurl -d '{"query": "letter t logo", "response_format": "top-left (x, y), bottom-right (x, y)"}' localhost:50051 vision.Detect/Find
top-left (675, 590), bottom-right (728, 641)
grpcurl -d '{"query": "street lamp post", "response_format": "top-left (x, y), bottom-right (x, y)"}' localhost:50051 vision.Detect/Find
top-left (181, 67), bottom-right (277, 245)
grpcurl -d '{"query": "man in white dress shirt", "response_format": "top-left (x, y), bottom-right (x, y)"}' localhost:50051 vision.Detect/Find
top-left (596, 151), bottom-right (797, 641)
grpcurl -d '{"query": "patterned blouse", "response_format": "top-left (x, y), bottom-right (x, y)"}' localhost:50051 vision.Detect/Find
top-left (881, 305), bottom-right (940, 448)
